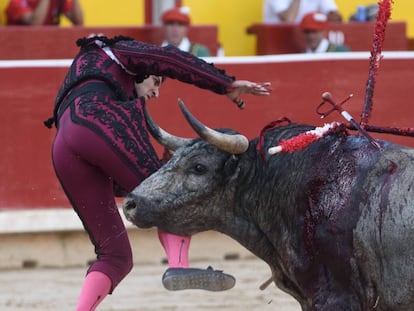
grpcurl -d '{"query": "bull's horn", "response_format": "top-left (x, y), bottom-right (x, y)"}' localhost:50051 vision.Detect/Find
top-left (178, 99), bottom-right (249, 154)
top-left (144, 103), bottom-right (192, 151)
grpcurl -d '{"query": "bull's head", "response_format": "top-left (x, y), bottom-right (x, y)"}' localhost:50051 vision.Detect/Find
top-left (122, 99), bottom-right (249, 236)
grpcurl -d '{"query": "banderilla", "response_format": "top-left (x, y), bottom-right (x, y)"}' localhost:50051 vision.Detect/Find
top-left (318, 92), bottom-right (382, 150)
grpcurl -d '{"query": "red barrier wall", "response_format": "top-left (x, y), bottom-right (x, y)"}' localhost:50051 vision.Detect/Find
top-left (1, 53), bottom-right (414, 209)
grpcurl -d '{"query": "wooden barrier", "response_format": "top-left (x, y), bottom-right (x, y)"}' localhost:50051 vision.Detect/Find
top-left (247, 22), bottom-right (408, 54)
top-left (0, 25), bottom-right (219, 59)
top-left (1, 52), bottom-right (414, 210)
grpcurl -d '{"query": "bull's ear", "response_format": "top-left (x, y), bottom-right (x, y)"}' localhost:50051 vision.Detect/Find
top-left (223, 155), bottom-right (240, 180)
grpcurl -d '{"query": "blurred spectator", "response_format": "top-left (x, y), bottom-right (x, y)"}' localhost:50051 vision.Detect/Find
top-left (300, 12), bottom-right (350, 53)
top-left (349, 3), bottom-right (379, 22)
top-left (161, 6), bottom-right (211, 57)
top-left (6, 0), bottom-right (83, 25)
top-left (263, 0), bottom-right (342, 24)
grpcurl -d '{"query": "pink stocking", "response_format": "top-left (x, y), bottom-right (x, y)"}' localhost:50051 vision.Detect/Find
top-left (76, 271), bottom-right (112, 311)
top-left (158, 228), bottom-right (190, 268)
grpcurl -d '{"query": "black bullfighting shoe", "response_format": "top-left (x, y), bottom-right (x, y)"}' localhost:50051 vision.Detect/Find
top-left (162, 266), bottom-right (236, 291)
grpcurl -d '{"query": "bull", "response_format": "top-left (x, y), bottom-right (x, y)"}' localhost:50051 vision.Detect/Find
top-left (123, 100), bottom-right (414, 311)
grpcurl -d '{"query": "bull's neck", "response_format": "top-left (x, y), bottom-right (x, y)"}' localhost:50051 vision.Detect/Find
top-left (218, 212), bottom-right (277, 266)
top-left (224, 139), bottom-right (310, 268)
top-left (219, 147), bottom-right (282, 266)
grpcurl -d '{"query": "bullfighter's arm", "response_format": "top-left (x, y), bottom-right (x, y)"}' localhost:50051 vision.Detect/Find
top-left (91, 37), bottom-right (269, 108)
top-left (111, 40), bottom-right (235, 94)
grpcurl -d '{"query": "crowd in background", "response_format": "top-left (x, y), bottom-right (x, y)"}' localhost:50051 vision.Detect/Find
top-left (0, 1), bottom-right (383, 55)
top-left (2, 0), bottom-right (83, 25)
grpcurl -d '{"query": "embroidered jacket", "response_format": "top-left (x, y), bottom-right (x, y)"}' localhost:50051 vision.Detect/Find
top-left (46, 36), bottom-right (235, 187)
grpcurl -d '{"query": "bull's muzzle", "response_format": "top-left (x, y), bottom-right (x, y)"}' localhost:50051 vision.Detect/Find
top-left (122, 196), bottom-right (137, 222)
top-left (123, 198), bottom-right (137, 212)
top-left (122, 195), bottom-right (156, 229)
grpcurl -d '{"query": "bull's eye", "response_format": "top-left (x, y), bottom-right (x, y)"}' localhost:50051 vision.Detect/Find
top-left (193, 163), bottom-right (207, 175)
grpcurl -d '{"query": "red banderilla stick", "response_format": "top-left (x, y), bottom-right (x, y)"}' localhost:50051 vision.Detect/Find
top-left (320, 92), bottom-right (382, 150)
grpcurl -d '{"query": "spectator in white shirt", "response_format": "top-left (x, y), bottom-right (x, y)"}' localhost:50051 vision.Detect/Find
top-left (263, 0), bottom-right (342, 24)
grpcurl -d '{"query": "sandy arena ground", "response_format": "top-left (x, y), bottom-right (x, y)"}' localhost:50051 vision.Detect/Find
top-left (0, 257), bottom-right (302, 311)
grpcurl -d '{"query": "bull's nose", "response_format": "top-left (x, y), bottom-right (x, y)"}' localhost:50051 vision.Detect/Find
top-left (123, 199), bottom-right (137, 211)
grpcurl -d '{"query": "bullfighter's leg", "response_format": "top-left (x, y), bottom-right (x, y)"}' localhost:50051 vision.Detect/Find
top-left (76, 271), bottom-right (112, 311)
top-left (158, 228), bottom-right (190, 267)
top-left (52, 114), bottom-right (133, 310)
top-left (158, 228), bottom-right (235, 291)
top-left (54, 108), bottom-right (235, 294)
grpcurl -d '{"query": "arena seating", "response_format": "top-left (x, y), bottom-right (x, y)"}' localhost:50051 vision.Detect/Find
top-left (247, 22), bottom-right (407, 54)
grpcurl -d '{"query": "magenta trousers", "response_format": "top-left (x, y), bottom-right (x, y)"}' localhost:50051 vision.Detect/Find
top-left (52, 108), bottom-right (157, 291)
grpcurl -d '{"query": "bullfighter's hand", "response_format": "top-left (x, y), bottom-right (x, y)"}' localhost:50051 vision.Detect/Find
top-left (226, 80), bottom-right (271, 109)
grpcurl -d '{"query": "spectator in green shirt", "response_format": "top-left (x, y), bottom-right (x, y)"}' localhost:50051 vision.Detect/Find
top-left (161, 6), bottom-right (212, 57)
top-left (300, 11), bottom-right (350, 53)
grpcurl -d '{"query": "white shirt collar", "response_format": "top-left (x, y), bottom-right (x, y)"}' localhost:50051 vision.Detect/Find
top-left (306, 38), bottom-right (330, 53)
top-left (161, 37), bottom-right (191, 52)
